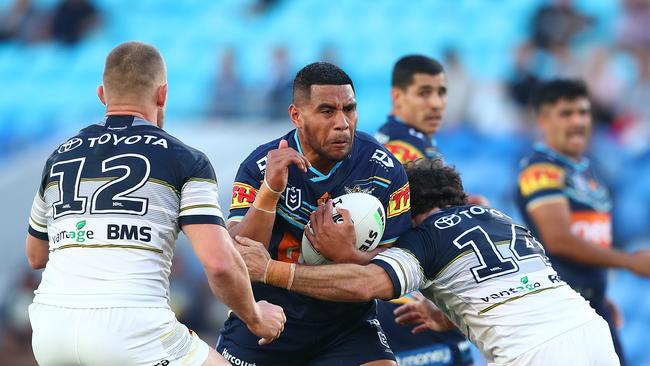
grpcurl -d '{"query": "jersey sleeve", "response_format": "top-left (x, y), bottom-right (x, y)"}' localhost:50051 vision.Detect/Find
top-left (372, 233), bottom-right (428, 299)
top-left (179, 153), bottom-right (225, 228)
top-left (379, 164), bottom-right (412, 245)
top-left (518, 162), bottom-right (567, 211)
top-left (27, 161), bottom-right (50, 240)
top-left (228, 159), bottom-right (264, 224)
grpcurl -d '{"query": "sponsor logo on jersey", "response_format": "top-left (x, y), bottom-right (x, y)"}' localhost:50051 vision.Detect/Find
top-left (107, 224), bottom-right (152, 242)
top-left (387, 183), bottom-right (410, 218)
top-left (519, 163), bottom-right (565, 197)
top-left (395, 346), bottom-right (453, 366)
top-left (434, 214), bottom-right (461, 229)
top-left (256, 156), bottom-right (267, 173)
top-left (384, 140), bottom-right (424, 164)
top-left (231, 182), bottom-right (257, 209)
top-left (317, 191), bottom-right (330, 205)
top-left (285, 186), bottom-right (301, 211)
top-left (51, 220), bottom-right (95, 244)
top-left (570, 211), bottom-right (612, 248)
top-left (87, 133), bottom-right (168, 148)
top-left (371, 149), bottom-right (395, 169)
top-left (480, 276), bottom-right (542, 303)
top-left (58, 138), bottom-right (83, 153)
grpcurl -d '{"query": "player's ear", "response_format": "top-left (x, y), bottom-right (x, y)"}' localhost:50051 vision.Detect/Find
top-left (156, 83), bottom-right (168, 108)
top-left (289, 104), bottom-right (302, 128)
top-left (97, 85), bottom-right (106, 106)
top-left (391, 87), bottom-right (402, 108)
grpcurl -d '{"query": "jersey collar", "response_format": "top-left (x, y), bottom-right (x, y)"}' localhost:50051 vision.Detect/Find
top-left (387, 114), bottom-right (437, 148)
top-left (535, 143), bottom-right (589, 171)
top-left (100, 115), bottom-right (156, 129)
top-left (292, 130), bottom-right (345, 183)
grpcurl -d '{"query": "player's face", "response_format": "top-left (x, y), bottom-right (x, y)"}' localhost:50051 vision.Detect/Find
top-left (294, 84), bottom-right (357, 162)
top-left (539, 97), bottom-right (592, 160)
top-left (393, 73), bottom-right (447, 136)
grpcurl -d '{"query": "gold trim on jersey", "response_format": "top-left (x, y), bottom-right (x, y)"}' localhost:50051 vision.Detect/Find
top-left (30, 216), bottom-right (47, 228)
top-left (148, 178), bottom-right (180, 195)
top-left (478, 284), bottom-right (567, 315)
top-left (180, 204), bottom-right (221, 212)
top-left (52, 243), bottom-right (163, 253)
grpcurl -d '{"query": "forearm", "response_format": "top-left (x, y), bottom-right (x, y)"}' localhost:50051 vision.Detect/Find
top-left (544, 234), bottom-right (629, 268)
top-left (228, 210), bottom-right (276, 247)
top-left (266, 262), bottom-right (394, 302)
top-left (206, 249), bottom-right (261, 325)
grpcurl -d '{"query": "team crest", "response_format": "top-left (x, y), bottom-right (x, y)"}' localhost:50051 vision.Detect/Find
top-left (344, 185), bottom-right (375, 195)
top-left (285, 186), bottom-right (302, 211)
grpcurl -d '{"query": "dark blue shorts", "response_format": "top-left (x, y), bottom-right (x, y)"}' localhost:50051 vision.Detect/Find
top-left (377, 300), bottom-right (472, 366)
top-left (216, 312), bottom-right (395, 366)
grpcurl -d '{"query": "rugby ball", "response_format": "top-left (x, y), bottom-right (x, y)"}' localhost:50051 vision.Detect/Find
top-left (300, 192), bottom-right (386, 265)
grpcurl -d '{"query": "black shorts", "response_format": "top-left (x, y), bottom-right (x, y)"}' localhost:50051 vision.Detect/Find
top-left (216, 312), bottom-right (395, 366)
top-left (377, 300), bottom-right (472, 366)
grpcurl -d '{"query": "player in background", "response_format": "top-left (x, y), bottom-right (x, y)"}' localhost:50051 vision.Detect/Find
top-left (236, 158), bottom-right (621, 366)
top-left (218, 62), bottom-right (412, 365)
top-left (25, 41), bottom-right (285, 366)
top-left (516, 79), bottom-right (650, 365)
top-left (374, 54), bottom-right (473, 365)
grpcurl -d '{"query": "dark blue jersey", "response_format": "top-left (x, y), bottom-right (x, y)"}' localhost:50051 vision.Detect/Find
top-left (516, 144), bottom-right (612, 304)
top-left (375, 115), bottom-right (440, 163)
top-left (228, 129), bottom-right (412, 323)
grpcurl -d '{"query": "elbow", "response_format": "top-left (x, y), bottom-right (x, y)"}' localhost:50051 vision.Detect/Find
top-left (27, 254), bottom-right (46, 269)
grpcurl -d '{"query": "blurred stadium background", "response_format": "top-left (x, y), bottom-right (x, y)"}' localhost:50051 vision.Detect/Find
top-left (1, 0), bottom-right (650, 365)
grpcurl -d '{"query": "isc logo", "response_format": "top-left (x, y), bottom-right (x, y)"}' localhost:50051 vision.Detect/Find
top-left (107, 224), bottom-right (152, 242)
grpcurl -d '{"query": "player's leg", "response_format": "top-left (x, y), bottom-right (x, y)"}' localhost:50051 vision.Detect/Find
top-left (202, 347), bottom-right (231, 366)
top-left (361, 361), bottom-right (397, 366)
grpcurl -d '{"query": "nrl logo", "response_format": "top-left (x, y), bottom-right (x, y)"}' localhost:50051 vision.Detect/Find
top-left (285, 186), bottom-right (301, 211)
top-left (344, 185), bottom-right (375, 195)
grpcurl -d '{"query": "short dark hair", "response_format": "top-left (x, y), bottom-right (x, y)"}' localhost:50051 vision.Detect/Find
top-left (292, 62), bottom-right (354, 104)
top-left (405, 159), bottom-right (468, 216)
top-left (531, 79), bottom-right (589, 112)
top-left (392, 55), bottom-right (444, 90)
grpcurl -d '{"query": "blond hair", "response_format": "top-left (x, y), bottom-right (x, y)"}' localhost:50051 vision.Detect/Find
top-left (102, 41), bottom-right (166, 100)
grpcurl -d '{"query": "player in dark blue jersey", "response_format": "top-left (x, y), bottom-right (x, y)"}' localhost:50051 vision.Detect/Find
top-left (516, 79), bottom-right (650, 365)
top-left (25, 42), bottom-right (285, 366)
top-left (372, 55), bottom-right (472, 366)
top-left (217, 62), bottom-right (412, 365)
top-left (374, 55), bottom-right (446, 163)
top-left (236, 158), bottom-right (620, 365)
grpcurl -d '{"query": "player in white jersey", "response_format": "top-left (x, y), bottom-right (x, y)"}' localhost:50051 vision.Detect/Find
top-left (25, 41), bottom-right (285, 366)
top-left (235, 158), bottom-right (620, 366)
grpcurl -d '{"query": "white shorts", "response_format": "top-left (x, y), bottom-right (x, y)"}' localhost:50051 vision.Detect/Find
top-left (29, 303), bottom-right (210, 366)
top-left (488, 316), bottom-right (621, 366)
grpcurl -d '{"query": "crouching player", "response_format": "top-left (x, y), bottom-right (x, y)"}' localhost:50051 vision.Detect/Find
top-left (236, 159), bottom-right (620, 366)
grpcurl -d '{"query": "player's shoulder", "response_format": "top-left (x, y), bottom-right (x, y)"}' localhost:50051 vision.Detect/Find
top-left (354, 131), bottom-right (406, 176)
top-left (520, 145), bottom-right (565, 171)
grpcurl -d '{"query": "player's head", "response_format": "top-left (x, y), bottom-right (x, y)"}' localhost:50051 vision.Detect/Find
top-left (405, 158), bottom-right (467, 224)
top-left (532, 79), bottom-right (591, 161)
top-left (391, 55), bottom-right (447, 137)
top-left (289, 62), bottom-right (357, 163)
top-left (98, 41), bottom-right (168, 128)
